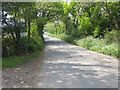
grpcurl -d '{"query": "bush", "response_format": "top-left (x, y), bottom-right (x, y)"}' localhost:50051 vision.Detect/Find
top-left (77, 17), bottom-right (92, 36)
top-left (2, 38), bottom-right (15, 57)
top-left (2, 36), bottom-right (45, 57)
top-left (20, 37), bottom-right (45, 53)
top-left (93, 26), bottom-right (101, 37)
top-left (104, 30), bottom-right (119, 44)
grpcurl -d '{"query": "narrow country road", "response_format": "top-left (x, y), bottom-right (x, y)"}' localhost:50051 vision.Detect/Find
top-left (2, 35), bottom-right (118, 88)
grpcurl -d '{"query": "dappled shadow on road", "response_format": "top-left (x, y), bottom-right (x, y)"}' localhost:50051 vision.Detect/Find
top-left (34, 35), bottom-right (118, 88)
top-left (45, 38), bottom-right (69, 46)
top-left (2, 35), bottom-right (118, 88)
top-left (36, 62), bottom-right (117, 88)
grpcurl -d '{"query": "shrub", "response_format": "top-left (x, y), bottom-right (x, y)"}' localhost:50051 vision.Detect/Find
top-left (2, 36), bottom-right (45, 57)
top-left (2, 38), bottom-right (15, 57)
top-left (21, 37), bottom-right (45, 53)
top-left (77, 17), bottom-right (92, 36)
top-left (93, 26), bottom-right (101, 37)
top-left (104, 30), bottom-right (119, 44)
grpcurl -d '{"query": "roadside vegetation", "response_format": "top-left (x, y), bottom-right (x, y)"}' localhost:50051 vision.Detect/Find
top-left (2, 2), bottom-right (119, 68)
top-left (45, 2), bottom-right (119, 58)
top-left (2, 50), bottom-right (42, 68)
top-left (2, 2), bottom-right (63, 68)
top-left (47, 32), bottom-right (119, 58)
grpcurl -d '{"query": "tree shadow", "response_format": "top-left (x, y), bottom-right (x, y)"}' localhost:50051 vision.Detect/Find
top-left (35, 35), bottom-right (118, 88)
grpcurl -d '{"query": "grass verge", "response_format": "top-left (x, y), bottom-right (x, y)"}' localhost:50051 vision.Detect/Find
top-left (2, 50), bottom-right (42, 69)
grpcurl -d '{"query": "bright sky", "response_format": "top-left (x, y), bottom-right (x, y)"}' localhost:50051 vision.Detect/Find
top-left (63, 0), bottom-right (70, 3)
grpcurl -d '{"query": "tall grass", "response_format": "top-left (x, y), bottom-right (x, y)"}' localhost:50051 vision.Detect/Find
top-left (75, 36), bottom-right (118, 57)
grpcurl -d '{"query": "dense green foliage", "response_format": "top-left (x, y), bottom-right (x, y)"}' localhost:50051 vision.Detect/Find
top-left (2, 2), bottom-right (63, 58)
top-left (2, 2), bottom-right (44, 57)
top-left (2, 2), bottom-right (64, 67)
top-left (2, 37), bottom-right (44, 56)
top-left (46, 2), bottom-right (119, 37)
top-left (45, 2), bottom-right (119, 58)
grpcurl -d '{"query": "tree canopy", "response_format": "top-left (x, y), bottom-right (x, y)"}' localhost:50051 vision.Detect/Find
top-left (2, 2), bottom-right (119, 57)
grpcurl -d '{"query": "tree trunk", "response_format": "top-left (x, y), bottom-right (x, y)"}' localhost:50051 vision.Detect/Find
top-left (37, 23), bottom-right (44, 41)
top-left (28, 20), bottom-right (31, 40)
top-left (15, 27), bottom-right (21, 55)
top-left (25, 19), bottom-right (27, 32)
top-left (11, 31), bottom-right (16, 42)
